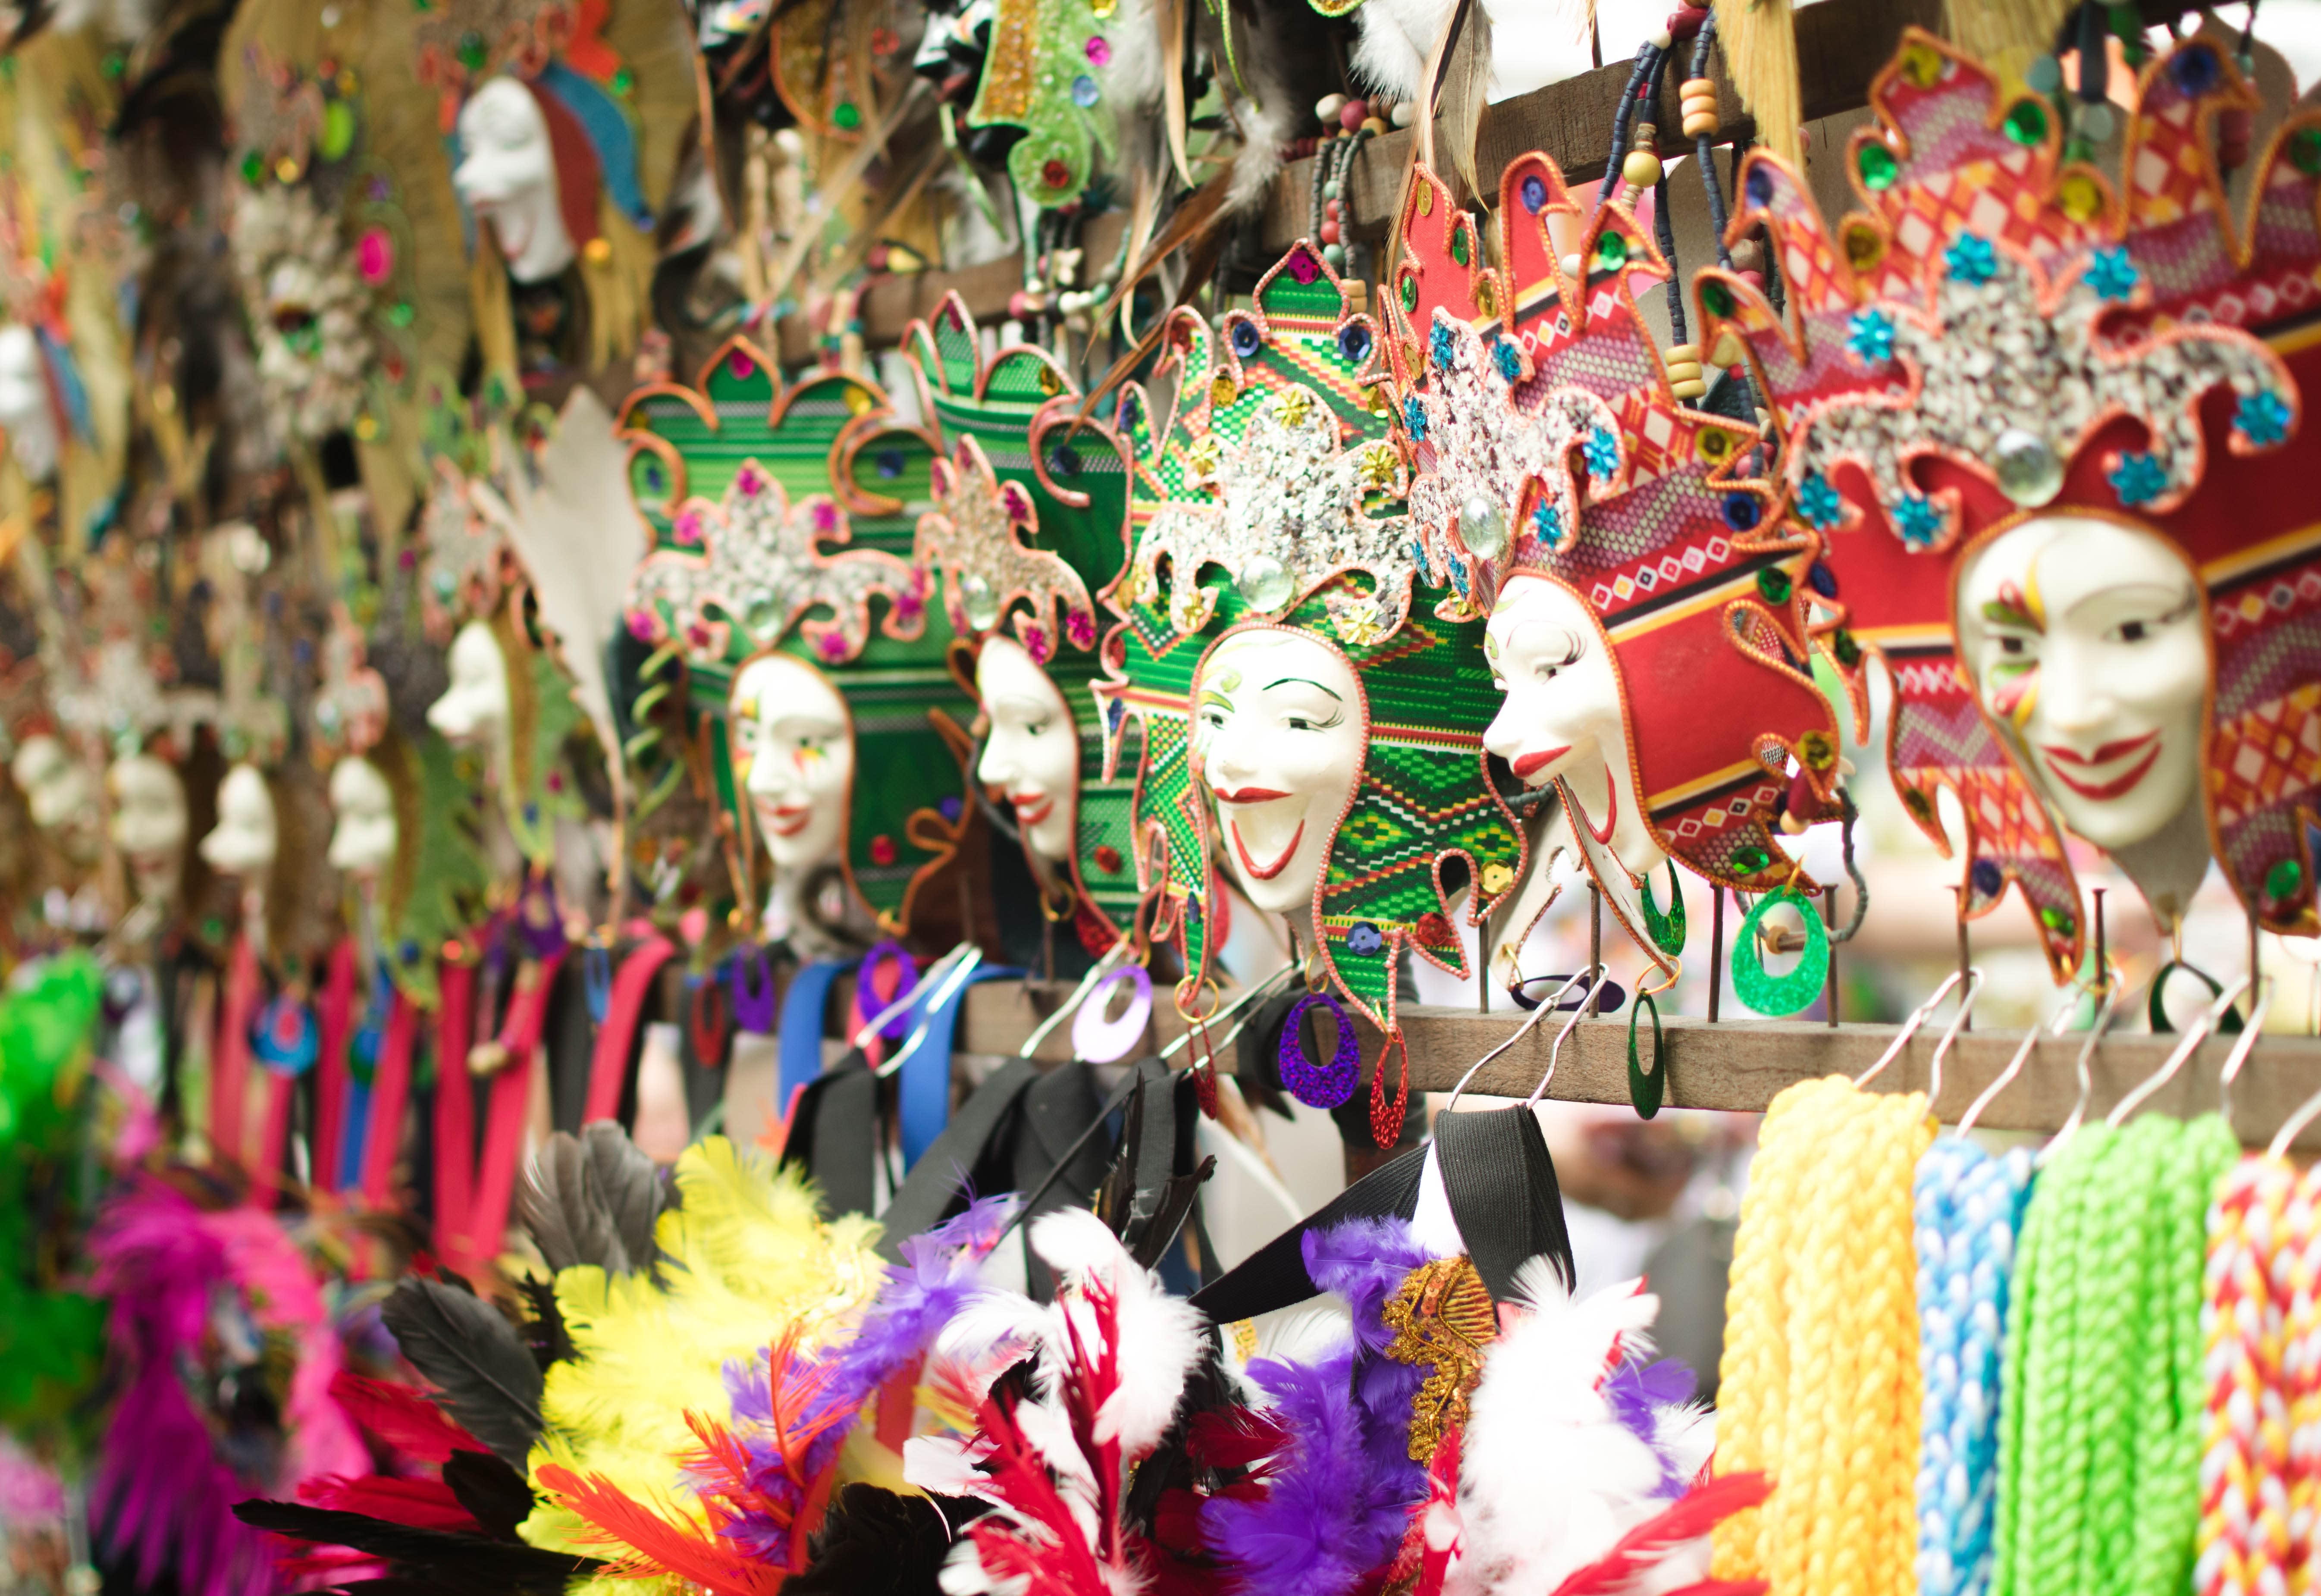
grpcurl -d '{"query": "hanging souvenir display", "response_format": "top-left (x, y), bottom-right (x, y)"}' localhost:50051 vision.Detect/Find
top-left (1098, 240), bottom-right (1525, 1138)
top-left (867, 292), bottom-right (1140, 956)
top-left (1384, 150), bottom-right (1841, 994)
top-left (1700, 29), bottom-right (2319, 949)
top-left (620, 339), bottom-right (975, 951)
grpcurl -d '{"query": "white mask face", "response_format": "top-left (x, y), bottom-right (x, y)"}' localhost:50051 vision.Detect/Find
top-left (0, 325), bottom-right (58, 482)
top-left (1194, 628), bottom-right (1365, 916)
top-left (109, 753), bottom-right (188, 901)
top-left (1481, 575), bottom-right (1626, 804)
top-left (976, 637), bottom-right (1081, 872)
top-left (14, 734), bottom-right (86, 831)
top-left (327, 756), bottom-right (398, 877)
top-left (1957, 514), bottom-right (2207, 853)
top-left (453, 77), bottom-right (577, 285)
top-left (427, 621), bottom-right (512, 749)
top-left (200, 762), bottom-right (278, 878)
top-left (734, 653), bottom-right (853, 875)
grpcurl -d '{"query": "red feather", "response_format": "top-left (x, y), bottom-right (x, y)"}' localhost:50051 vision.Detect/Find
top-left (1546, 1473), bottom-right (1775, 1596)
top-left (535, 1462), bottom-right (784, 1596)
top-left (1658, 1581), bottom-right (1770, 1596)
top-left (330, 1370), bottom-right (489, 1464)
top-left (295, 1474), bottom-right (480, 1533)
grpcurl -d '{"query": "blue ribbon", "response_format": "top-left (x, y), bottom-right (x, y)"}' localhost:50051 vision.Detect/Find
top-left (338, 1080), bottom-right (371, 1193)
top-left (778, 958), bottom-right (856, 1107)
top-left (895, 964), bottom-right (1020, 1170)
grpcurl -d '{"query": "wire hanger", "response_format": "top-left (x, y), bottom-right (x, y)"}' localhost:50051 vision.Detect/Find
top-left (2105, 974), bottom-right (2252, 1128)
top-left (2040, 978), bottom-right (2129, 1166)
top-left (1443, 966), bottom-right (1598, 1111)
top-left (2215, 976), bottom-right (2274, 1132)
top-left (1956, 981), bottom-right (2093, 1138)
top-left (1524, 992), bottom-right (1599, 1108)
top-left (1855, 967), bottom-right (1980, 1089)
top-left (1013, 932), bottom-right (1135, 1059)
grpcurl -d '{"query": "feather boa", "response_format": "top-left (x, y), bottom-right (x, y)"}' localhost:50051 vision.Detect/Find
top-left (1200, 1348), bottom-right (1400, 1596)
top-left (85, 1177), bottom-right (363, 1596)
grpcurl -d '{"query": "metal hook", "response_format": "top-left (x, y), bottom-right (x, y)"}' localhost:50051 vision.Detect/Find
top-left (1855, 967), bottom-right (1973, 1088)
top-left (1923, 968), bottom-right (1986, 1110)
top-left (2217, 976), bottom-right (2275, 1131)
top-left (2105, 974), bottom-right (2252, 1128)
top-left (1444, 967), bottom-right (1595, 1110)
top-left (1526, 975), bottom-right (1604, 1108)
top-left (2041, 979), bottom-right (2128, 1166)
top-left (1016, 933), bottom-right (1134, 1058)
top-left (1157, 960), bottom-right (1301, 1062)
top-left (1956, 984), bottom-right (2086, 1138)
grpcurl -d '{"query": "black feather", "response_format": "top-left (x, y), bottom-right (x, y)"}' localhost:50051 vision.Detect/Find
top-left (379, 1278), bottom-right (545, 1470)
top-left (514, 1274), bottom-right (577, 1370)
top-left (786, 1485), bottom-right (985, 1596)
top-left (233, 1500), bottom-right (599, 1596)
top-left (440, 1450), bottom-right (536, 1543)
top-left (518, 1123), bottom-right (666, 1274)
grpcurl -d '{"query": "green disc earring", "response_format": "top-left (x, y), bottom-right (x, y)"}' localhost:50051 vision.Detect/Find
top-left (1639, 861), bottom-right (1686, 955)
top-left (1731, 883), bottom-right (1829, 1016)
top-left (1628, 988), bottom-right (1665, 1119)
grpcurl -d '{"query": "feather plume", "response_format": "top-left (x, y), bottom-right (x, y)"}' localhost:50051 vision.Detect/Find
top-left (1544, 1476), bottom-right (1773, 1596)
top-left (329, 1371), bottom-right (491, 1464)
top-left (295, 1476), bottom-right (480, 1535)
top-left (518, 1123), bottom-right (667, 1276)
top-left (789, 1483), bottom-right (980, 1596)
top-left (534, 1462), bottom-right (785, 1596)
top-left (1302, 1217), bottom-right (1436, 1515)
top-left (380, 1277), bottom-right (546, 1471)
top-left (440, 1450), bottom-right (536, 1541)
top-left (233, 1499), bottom-right (599, 1595)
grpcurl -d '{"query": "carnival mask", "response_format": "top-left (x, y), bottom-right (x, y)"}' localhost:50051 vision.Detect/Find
top-left (734, 652), bottom-right (852, 877)
top-left (1194, 627), bottom-right (1366, 917)
top-left (453, 77), bottom-right (575, 284)
top-left (427, 621), bottom-right (513, 752)
top-left (200, 763), bottom-right (279, 879)
top-left (0, 326), bottom-right (59, 483)
top-left (326, 755), bottom-right (398, 877)
top-left (1954, 515), bottom-right (2208, 856)
top-left (976, 635), bottom-right (1079, 872)
top-left (108, 753), bottom-right (188, 902)
top-left (1482, 576), bottom-right (1632, 837)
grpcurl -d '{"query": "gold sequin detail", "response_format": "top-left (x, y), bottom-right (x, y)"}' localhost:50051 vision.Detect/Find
top-left (1382, 1254), bottom-right (1497, 1463)
top-left (1273, 388), bottom-right (1314, 428)
top-left (1357, 441), bottom-right (1399, 490)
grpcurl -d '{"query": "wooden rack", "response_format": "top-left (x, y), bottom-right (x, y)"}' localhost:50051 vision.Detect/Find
top-left (947, 981), bottom-right (2321, 1150)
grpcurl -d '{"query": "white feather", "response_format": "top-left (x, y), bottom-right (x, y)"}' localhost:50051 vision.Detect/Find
top-left (1030, 1207), bottom-right (1207, 1456)
top-left (1097, 0), bottom-right (1166, 107)
top-left (1224, 92), bottom-right (1303, 214)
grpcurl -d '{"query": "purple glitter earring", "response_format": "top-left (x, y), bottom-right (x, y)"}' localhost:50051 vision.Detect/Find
top-left (1278, 991), bottom-right (1359, 1108)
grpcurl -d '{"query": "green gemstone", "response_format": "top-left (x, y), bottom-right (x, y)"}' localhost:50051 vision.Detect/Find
top-left (744, 595), bottom-right (783, 634)
top-left (1701, 280), bottom-right (1735, 318)
top-left (832, 100), bottom-right (862, 130)
top-left (2267, 857), bottom-right (2306, 900)
top-left (241, 150), bottom-right (264, 186)
top-left (1597, 231), bottom-right (1628, 268)
top-left (457, 30), bottom-right (486, 69)
top-left (2004, 98), bottom-right (2048, 146)
top-left (611, 68), bottom-right (633, 95)
top-left (1857, 140), bottom-right (1899, 191)
top-left (1756, 567), bottom-right (1793, 604)
top-left (1399, 272), bottom-right (1418, 311)
top-left (1731, 846), bottom-right (1772, 874)
top-left (2294, 129), bottom-right (2321, 177)
top-left (387, 301), bottom-right (415, 326)
top-left (1832, 628), bottom-right (1861, 666)
top-left (1450, 228), bottom-right (1468, 266)
top-left (319, 100), bottom-right (357, 161)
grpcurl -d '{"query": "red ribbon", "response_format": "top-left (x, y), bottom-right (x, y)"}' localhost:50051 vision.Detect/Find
top-left (361, 990), bottom-right (418, 1210)
top-left (431, 957), bottom-right (477, 1257)
top-left (583, 937), bottom-right (675, 1125)
top-left (209, 932), bottom-right (260, 1166)
top-left (435, 949), bottom-right (569, 1278)
top-left (312, 941), bottom-right (358, 1192)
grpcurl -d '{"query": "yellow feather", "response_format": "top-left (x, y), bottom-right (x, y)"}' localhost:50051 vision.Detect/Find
top-left (518, 1138), bottom-right (885, 1559)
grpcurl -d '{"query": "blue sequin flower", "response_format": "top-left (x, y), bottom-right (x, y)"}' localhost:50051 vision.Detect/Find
top-left (2108, 450), bottom-right (2168, 506)
top-left (1894, 491), bottom-right (1945, 547)
top-left (1533, 501), bottom-right (1563, 545)
top-left (1346, 922), bottom-right (1384, 955)
top-left (1493, 339), bottom-right (1524, 383)
top-left (2237, 389), bottom-right (2293, 447)
top-left (1404, 395), bottom-right (1427, 439)
top-left (1430, 321), bottom-right (1457, 371)
top-left (2085, 245), bottom-right (2139, 303)
top-left (1944, 233), bottom-right (1998, 286)
top-left (1584, 426), bottom-right (1621, 483)
top-left (1797, 471), bottom-right (1844, 531)
top-left (1847, 308), bottom-right (1896, 366)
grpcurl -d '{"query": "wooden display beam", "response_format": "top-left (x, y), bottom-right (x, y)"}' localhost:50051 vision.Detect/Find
top-left (949, 981), bottom-right (2321, 1150)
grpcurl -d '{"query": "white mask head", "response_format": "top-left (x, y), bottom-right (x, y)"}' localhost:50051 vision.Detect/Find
top-left (0, 325), bottom-right (59, 482)
top-left (427, 621), bottom-right (513, 749)
top-left (327, 755), bottom-right (398, 878)
top-left (14, 734), bottom-right (88, 831)
top-left (109, 752), bottom-right (188, 902)
top-left (200, 762), bottom-right (278, 878)
top-left (735, 652), bottom-right (853, 877)
top-left (976, 636), bottom-right (1081, 873)
top-left (453, 77), bottom-right (577, 285)
top-left (1481, 574), bottom-right (1627, 799)
top-left (1194, 627), bottom-right (1366, 916)
top-left (1956, 514), bottom-right (2207, 853)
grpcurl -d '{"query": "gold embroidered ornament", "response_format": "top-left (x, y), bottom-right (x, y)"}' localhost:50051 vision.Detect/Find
top-left (1383, 1253), bottom-right (1499, 1464)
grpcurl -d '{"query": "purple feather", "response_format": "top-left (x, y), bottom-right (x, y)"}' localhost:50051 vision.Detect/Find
top-left (1203, 1350), bottom-right (1411, 1596)
top-left (1302, 1217), bottom-right (1433, 1516)
top-left (1601, 1356), bottom-right (1702, 1497)
top-left (85, 1181), bottom-right (277, 1596)
top-left (694, 1193), bottom-right (1021, 1561)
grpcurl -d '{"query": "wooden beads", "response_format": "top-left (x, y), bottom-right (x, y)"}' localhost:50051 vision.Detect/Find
top-left (1664, 342), bottom-right (1706, 401)
top-left (1680, 76), bottom-right (1719, 138)
top-left (1623, 122), bottom-right (1662, 189)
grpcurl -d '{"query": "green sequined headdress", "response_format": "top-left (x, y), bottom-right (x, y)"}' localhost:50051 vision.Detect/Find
top-left (843, 293), bottom-right (1144, 944)
top-left (1095, 245), bottom-right (1526, 1030)
top-left (618, 340), bottom-right (974, 937)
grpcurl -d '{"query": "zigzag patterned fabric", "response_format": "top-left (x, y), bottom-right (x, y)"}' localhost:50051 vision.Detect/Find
top-left (1095, 242), bottom-right (1522, 1026)
top-left (618, 341), bottom-right (975, 934)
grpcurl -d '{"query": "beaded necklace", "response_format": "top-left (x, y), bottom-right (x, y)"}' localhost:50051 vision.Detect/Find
top-left (1712, 1074), bottom-right (1932, 1596)
top-left (1915, 1139), bottom-right (2036, 1596)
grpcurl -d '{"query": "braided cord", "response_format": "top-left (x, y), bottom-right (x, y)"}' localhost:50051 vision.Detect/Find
top-left (1714, 1075), bottom-right (1931, 1596)
top-left (1916, 1140), bottom-right (2036, 1596)
top-left (2281, 1164), bottom-right (2321, 1596)
top-left (2196, 1156), bottom-right (2295, 1596)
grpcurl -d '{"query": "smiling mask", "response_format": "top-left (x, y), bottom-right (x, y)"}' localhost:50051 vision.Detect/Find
top-left (1701, 29), bottom-right (2315, 944)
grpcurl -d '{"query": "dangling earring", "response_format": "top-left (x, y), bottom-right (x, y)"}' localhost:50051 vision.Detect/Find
top-left (1369, 1028), bottom-right (1411, 1151)
top-left (1627, 988), bottom-right (1664, 1118)
top-left (1730, 882), bottom-right (1828, 1016)
top-left (1277, 990), bottom-right (1360, 1109)
top-left (1639, 860), bottom-right (1687, 954)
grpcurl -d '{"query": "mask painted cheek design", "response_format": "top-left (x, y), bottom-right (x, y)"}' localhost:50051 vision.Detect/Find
top-left (734, 654), bottom-right (854, 874)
